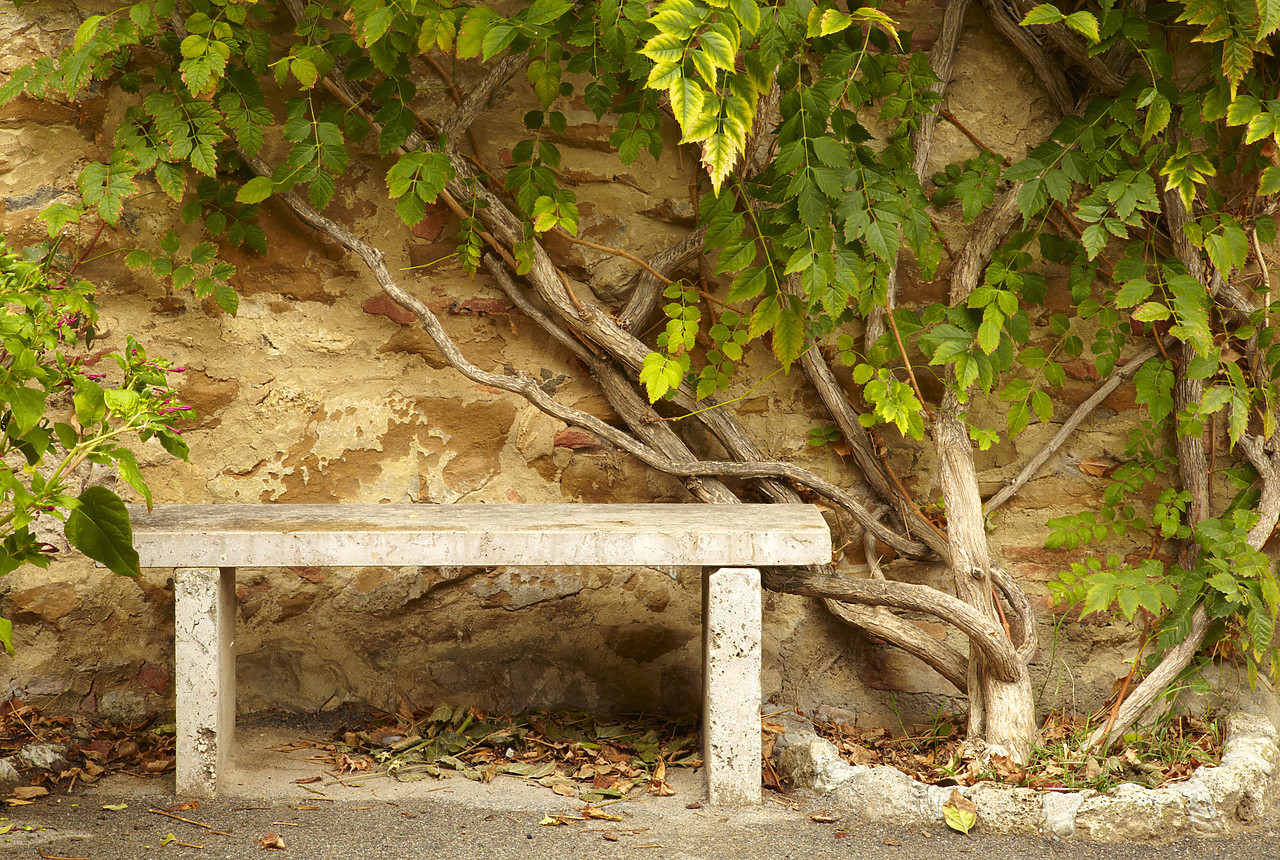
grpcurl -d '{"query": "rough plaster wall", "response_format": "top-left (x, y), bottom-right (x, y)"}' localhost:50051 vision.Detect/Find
top-left (0, 0), bottom-right (1189, 731)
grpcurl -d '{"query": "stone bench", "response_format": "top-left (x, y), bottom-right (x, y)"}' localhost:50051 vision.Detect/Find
top-left (128, 503), bottom-right (831, 806)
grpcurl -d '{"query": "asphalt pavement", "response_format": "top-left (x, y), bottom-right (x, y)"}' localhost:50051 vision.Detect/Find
top-left (2, 721), bottom-right (1279, 860)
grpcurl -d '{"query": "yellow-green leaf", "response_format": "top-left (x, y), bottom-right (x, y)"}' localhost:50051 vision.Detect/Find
top-left (74, 15), bottom-right (106, 52)
top-left (942, 789), bottom-right (977, 835)
top-left (819, 9), bottom-right (852, 35)
top-left (669, 76), bottom-right (706, 131)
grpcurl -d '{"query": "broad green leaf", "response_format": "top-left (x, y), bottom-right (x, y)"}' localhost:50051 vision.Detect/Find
top-left (1261, 0), bottom-right (1280, 38)
top-left (110, 447), bottom-right (153, 510)
top-left (1132, 301), bottom-right (1171, 322)
top-left (772, 309), bottom-right (806, 368)
top-left (456, 7), bottom-right (497, 58)
top-left (849, 7), bottom-right (900, 45)
top-left (3, 385), bottom-right (46, 436)
top-left (819, 9), bottom-right (853, 35)
top-left (1260, 167), bottom-right (1280, 196)
top-left (729, 0), bottom-right (760, 33)
top-left (1142, 93), bottom-right (1171, 143)
top-left (525, 0), bottom-right (575, 25)
top-left (64, 486), bottom-right (140, 578)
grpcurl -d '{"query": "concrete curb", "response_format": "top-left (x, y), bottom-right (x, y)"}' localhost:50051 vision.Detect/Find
top-left (773, 709), bottom-right (1280, 841)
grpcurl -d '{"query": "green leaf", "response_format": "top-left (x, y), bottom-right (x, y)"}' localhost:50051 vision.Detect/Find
top-left (74, 15), bottom-right (106, 52)
top-left (111, 447), bottom-right (153, 510)
top-left (772, 308), bottom-right (806, 368)
top-left (4, 385), bottom-right (46, 436)
top-left (1132, 301), bottom-right (1170, 322)
top-left (1260, 167), bottom-right (1280, 196)
top-left (670, 76), bottom-right (705, 131)
top-left (236, 176), bottom-right (274, 204)
top-left (0, 617), bottom-right (11, 656)
top-left (1020, 3), bottom-right (1065, 25)
top-left (1062, 10), bottom-right (1100, 42)
top-left (1142, 93), bottom-right (1171, 143)
top-left (64, 486), bottom-right (141, 578)
top-left (699, 29), bottom-right (736, 70)
top-left (456, 7), bottom-right (497, 58)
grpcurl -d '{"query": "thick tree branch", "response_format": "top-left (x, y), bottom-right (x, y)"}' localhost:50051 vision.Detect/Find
top-left (978, 0), bottom-right (1074, 115)
top-left (800, 348), bottom-right (951, 561)
top-left (866, 0), bottom-right (974, 349)
top-left (823, 597), bottom-right (970, 692)
top-left (485, 255), bottom-right (740, 506)
top-left (617, 227), bottom-right (707, 333)
top-left (761, 570), bottom-right (1023, 682)
top-left (441, 54), bottom-right (529, 151)
top-left (939, 179), bottom-right (1035, 760)
top-left (1087, 184), bottom-right (1220, 751)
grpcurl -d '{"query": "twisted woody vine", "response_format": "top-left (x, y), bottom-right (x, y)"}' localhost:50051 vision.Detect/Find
top-left (4, 0), bottom-right (1280, 761)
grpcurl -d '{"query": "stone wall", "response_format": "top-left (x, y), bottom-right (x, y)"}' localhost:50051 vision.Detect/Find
top-left (0, 0), bottom-right (1195, 732)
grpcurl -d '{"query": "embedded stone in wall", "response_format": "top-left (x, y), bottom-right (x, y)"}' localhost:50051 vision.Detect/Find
top-left (362, 293), bottom-right (417, 326)
top-left (8, 582), bottom-right (78, 624)
top-left (136, 662), bottom-right (169, 695)
top-left (471, 569), bottom-right (584, 610)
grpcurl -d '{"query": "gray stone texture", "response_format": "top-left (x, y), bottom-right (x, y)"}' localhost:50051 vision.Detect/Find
top-left (775, 709), bottom-right (1280, 841)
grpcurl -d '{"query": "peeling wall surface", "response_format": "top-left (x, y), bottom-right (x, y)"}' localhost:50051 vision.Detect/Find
top-left (0, 1), bottom-right (1191, 731)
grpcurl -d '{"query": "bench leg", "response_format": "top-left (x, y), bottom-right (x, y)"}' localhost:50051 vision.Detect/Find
top-left (703, 567), bottom-right (762, 806)
top-left (174, 567), bottom-right (236, 798)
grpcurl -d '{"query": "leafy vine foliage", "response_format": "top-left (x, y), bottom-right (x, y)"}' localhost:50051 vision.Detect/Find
top-left (5, 0), bottom-right (1280, 754)
top-left (0, 240), bottom-right (191, 653)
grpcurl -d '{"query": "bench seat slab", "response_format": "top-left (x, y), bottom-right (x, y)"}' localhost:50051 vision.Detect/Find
top-left (130, 504), bottom-right (830, 569)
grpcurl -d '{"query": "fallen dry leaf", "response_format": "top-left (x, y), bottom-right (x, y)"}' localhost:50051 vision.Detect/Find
top-left (11, 786), bottom-right (48, 800)
top-left (602, 831), bottom-right (619, 842)
top-left (581, 805), bottom-right (622, 822)
top-left (259, 832), bottom-right (287, 850)
top-left (942, 788), bottom-right (977, 835)
top-left (884, 837), bottom-right (902, 846)
top-left (168, 800), bottom-right (201, 812)
top-left (293, 777), bottom-right (321, 785)
top-left (647, 780), bottom-right (675, 796)
top-left (551, 783), bottom-right (576, 797)
top-left (1076, 456), bottom-right (1112, 477)
top-left (810, 813), bottom-right (840, 823)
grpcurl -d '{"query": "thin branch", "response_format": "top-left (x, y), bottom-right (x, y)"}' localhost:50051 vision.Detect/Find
top-left (984, 343), bottom-right (1163, 515)
top-left (990, 564), bottom-right (1037, 664)
top-left (485, 255), bottom-right (740, 506)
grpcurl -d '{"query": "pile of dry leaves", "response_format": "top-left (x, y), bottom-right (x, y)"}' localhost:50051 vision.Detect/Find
top-left (301, 704), bottom-right (702, 802)
top-left (0, 699), bottom-right (174, 803)
top-left (814, 711), bottom-right (1222, 792)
